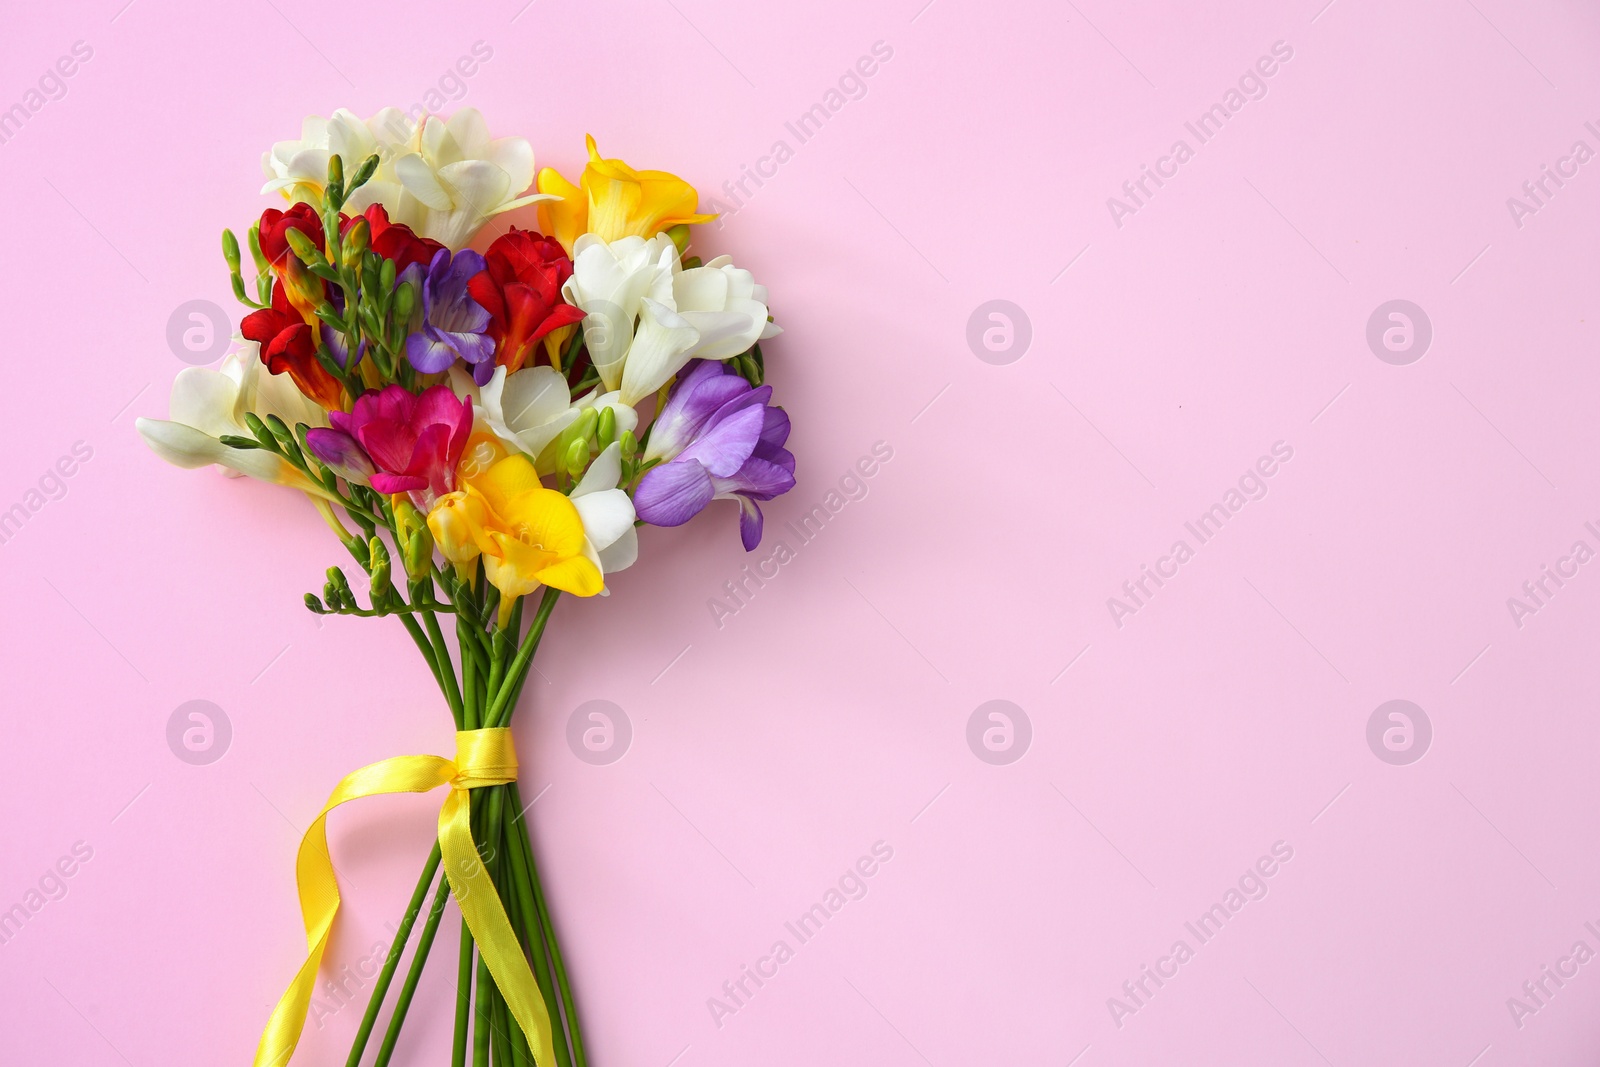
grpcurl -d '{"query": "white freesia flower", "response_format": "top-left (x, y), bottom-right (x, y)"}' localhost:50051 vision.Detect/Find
top-left (673, 256), bottom-right (782, 359)
top-left (562, 234), bottom-right (677, 402)
top-left (263, 108), bottom-right (549, 250)
top-left (456, 365), bottom-right (581, 473)
top-left (571, 442), bottom-right (638, 584)
top-left (563, 235), bottom-right (781, 407)
top-left (136, 341), bottom-right (336, 499)
top-left (261, 108), bottom-right (412, 210)
top-left (393, 109), bottom-right (551, 249)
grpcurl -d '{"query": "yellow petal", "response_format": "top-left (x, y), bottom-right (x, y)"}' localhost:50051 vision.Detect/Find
top-left (428, 491), bottom-right (488, 565)
top-left (535, 555), bottom-right (603, 598)
top-left (482, 533), bottom-right (550, 601)
top-left (497, 484), bottom-right (588, 560)
top-left (536, 166), bottom-right (585, 255)
top-left (580, 138), bottom-right (717, 241)
top-left (468, 454), bottom-right (545, 518)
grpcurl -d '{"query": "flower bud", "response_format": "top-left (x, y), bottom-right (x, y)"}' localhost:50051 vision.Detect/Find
top-left (667, 223), bottom-right (691, 257)
top-left (427, 492), bottom-right (485, 568)
top-left (348, 153), bottom-right (380, 194)
top-left (596, 405), bottom-right (616, 449)
top-left (304, 593), bottom-right (327, 614)
top-left (620, 429), bottom-right (638, 461)
top-left (344, 218), bottom-right (370, 258)
top-left (222, 229), bottom-right (242, 273)
top-left (368, 536), bottom-right (392, 598)
top-left (565, 437), bottom-right (588, 477)
top-left (285, 226), bottom-right (321, 263)
top-left (392, 497), bottom-right (435, 582)
top-left (243, 411), bottom-right (278, 452)
top-left (394, 281), bottom-right (416, 323)
top-left (404, 529), bottom-right (433, 585)
top-left (327, 568), bottom-right (359, 612)
top-left (574, 406), bottom-right (598, 443)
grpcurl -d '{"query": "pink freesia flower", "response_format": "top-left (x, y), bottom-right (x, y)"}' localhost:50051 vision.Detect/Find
top-left (307, 384), bottom-right (472, 507)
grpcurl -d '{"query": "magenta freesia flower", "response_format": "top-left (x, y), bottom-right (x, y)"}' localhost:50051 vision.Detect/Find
top-left (306, 384), bottom-right (472, 506)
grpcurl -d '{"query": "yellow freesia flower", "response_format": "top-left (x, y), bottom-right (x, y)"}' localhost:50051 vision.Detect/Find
top-left (427, 453), bottom-right (603, 623)
top-left (537, 135), bottom-right (717, 253)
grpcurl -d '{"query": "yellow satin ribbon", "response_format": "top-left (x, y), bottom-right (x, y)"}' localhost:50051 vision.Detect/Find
top-left (253, 728), bottom-right (554, 1067)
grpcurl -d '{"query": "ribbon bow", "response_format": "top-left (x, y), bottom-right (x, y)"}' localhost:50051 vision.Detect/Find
top-left (253, 728), bottom-right (553, 1067)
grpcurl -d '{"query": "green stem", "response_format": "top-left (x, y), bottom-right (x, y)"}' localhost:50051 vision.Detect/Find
top-left (343, 844), bottom-right (441, 1067)
top-left (509, 785), bottom-right (586, 1066)
top-left (423, 608), bottom-right (464, 723)
top-left (500, 800), bottom-right (572, 1067)
top-left (491, 987), bottom-right (513, 1067)
top-left (473, 955), bottom-right (494, 1067)
top-left (372, 873), bottom-right (453, 1066)
top-left (486, 589), bottom-right (561, 727)
top-left (453, 924), bottom-right (474, 1067)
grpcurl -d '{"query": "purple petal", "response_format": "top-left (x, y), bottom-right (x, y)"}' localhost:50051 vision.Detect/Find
top-left (634, 459), bottom-right (716, 528)
top-left (737, 497), bottom-right (764, 551)
top-left (677, 402), bottom-right (765, 478)
top-left (320, 323), bottom-right (364, 369)
top-left (650, 360), bottom-right (751, 460)
top-left (425, 249), bottom-right (491, 334)
top-left (305, 427), bottom-right (375, 478)
top-left (406, 330), bottom-right (459, 374)
top-left (714, 455), bottom-right (796, 501)
top-left (758, 405), bottom-right (790, 449)
top-left (447, 330), bottom-right (496, 367)
top-left (752, 438), bottom-right (796, 475)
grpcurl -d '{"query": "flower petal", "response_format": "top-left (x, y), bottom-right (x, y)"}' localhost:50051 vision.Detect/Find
top-left (634, 459), bottom-right (715, 528)
top-left (573, 486), bottom-right (635, 550)
top-left (572, 442), bottom-right (623, 497)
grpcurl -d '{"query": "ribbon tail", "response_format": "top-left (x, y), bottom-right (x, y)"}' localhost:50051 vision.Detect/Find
top-left (439, 785), bottom-right (556, 1067)
top-left (253, 754), bottom-right (457, 1067)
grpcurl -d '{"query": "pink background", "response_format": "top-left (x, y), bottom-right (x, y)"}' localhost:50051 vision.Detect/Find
top-left (3, 0), bottom-right (1600, 1063)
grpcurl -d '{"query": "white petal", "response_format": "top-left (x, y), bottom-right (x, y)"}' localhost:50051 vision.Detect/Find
top-left (681, 306), bottom-right (763, 361)
top-left (573, 487), bottom-right (636, 551)
top-left (499, 366), bottom-right (570, 431)
top-left (486, 136), bottom-right (535, 194)
top-left (620, 299), bottom-right (700, 407)
top-left (394, 153), bottom-right (453, 210)
top-left (673, 265), bottom-right (730, 313)
top-left (167, 367), bottom-right (243, 439)
top-left (572, 442), bottom-right (623, 497)
top-left (597, 525), bottom-right (639, 574)
top-left (445, 108), bottom-right (491, 159)
top-left (136, 418), bottom-right (312, 490)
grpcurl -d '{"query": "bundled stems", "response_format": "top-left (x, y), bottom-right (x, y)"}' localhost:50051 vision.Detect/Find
top-left (333, 574), bottom-right (579, 1066)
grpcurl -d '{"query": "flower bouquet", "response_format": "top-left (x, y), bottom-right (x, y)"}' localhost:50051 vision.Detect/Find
top-left (137, 107), bottom-right (795, 1066)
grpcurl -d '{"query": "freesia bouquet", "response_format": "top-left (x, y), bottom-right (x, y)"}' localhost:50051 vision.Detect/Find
top-left (137, 107), bottom-right (794, 1067)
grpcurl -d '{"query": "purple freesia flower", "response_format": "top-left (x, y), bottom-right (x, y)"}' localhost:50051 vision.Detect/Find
top-left (405, 249), bottom-right (495, 383)
top-left (634, 360), bottom-right (795, 550)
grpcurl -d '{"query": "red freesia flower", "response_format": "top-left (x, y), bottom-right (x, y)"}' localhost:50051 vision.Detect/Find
top-left (343, 204), bottom-right (445, 275)
top-left (240, 281), bottom-right (344, 410)
top-left (467, 228), bottom-right (586, 375)
top-left (257, 203), bottom-right (324, 269)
